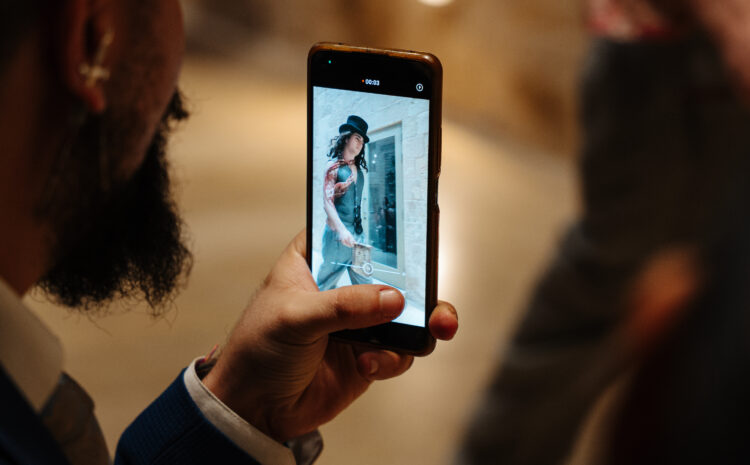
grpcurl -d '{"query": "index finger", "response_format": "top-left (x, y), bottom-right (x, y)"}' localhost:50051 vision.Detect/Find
top-left (263, 230), bottom-right (318, 292)
top-left (429, 300), bottom-right (458, 341)
top-left (290, 229), bottom-right (307, 258)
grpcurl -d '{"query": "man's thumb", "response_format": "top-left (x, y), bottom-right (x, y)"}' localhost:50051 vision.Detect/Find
top-left (301, 285), bottom-right (404, 337)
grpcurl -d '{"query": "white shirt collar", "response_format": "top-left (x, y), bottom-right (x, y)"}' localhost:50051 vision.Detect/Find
top-left (0, 278), bottom-right (63, 412)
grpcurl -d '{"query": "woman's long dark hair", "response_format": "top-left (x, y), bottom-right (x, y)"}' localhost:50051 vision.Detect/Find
top-left (328, 132), bottom-right (368, 172)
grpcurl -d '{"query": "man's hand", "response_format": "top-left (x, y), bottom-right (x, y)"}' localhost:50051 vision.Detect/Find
top-left (202, 230), bottom-right (458, 442)
top-left (337, 227), bottom-right (356, 248)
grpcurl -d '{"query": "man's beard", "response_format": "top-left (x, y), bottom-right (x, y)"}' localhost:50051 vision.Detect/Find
top-left (36, 91), bottom-right (193, 315)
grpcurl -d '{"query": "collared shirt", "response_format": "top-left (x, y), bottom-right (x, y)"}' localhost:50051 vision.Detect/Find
top-left (0, 278), bottom-right (298, 465)
top-left (184, 358), bottom-right (299, 465)
top-left (0, 279), bottom-right (63, 412)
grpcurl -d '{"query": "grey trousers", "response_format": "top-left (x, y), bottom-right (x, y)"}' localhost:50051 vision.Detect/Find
top-left (316, 226), bottom-right (372, 291)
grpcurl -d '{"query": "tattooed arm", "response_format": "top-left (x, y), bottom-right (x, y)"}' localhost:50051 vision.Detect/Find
top-left (323, 160), bottom-right (355, 247)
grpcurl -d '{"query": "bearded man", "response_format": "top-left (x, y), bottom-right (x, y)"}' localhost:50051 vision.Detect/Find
top-left (0, 2), bottom-right (458, 464)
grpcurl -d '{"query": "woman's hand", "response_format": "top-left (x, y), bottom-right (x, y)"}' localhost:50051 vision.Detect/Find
top-left (337, 227), bottom-right (356, 247)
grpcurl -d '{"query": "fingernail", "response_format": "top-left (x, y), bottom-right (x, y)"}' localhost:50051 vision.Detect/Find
top-left (369, 360), bottom-right (379, 375)
top-left (379, 289), bottom-right (403, 317)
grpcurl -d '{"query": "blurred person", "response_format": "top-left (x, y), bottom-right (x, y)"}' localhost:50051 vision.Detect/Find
top-left (456, 0), bottom-right (750, 463)
top-left (316, 115), bottom-right (372, 290)
top-left (0, 2), bottom-right (458, 465)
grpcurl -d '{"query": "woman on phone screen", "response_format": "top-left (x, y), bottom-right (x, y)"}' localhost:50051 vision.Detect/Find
top-left (316, 115), bottom-right (373, 290)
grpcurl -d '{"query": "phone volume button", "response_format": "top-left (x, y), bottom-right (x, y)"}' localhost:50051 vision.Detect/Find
top-left (434, 178), bottom-right (440, 208)
top-left (437, 127), bottom-right (442, 175)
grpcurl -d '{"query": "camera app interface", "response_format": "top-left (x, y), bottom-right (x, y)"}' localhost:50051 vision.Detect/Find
top-left (311, 86), bottom-right (430, 327)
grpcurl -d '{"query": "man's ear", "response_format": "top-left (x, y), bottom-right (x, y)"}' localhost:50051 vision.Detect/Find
top-left (57, 0), bottom-right (115, 114)
top-left (626, 247), bottom-right (701, 355)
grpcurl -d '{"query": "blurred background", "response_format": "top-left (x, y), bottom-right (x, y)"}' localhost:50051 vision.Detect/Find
top-left (26, 1), bottom-right (587, 463)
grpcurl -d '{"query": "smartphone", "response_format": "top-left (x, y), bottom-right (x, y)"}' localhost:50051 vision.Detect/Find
top-left (306, 43), bottom-right (442, 355)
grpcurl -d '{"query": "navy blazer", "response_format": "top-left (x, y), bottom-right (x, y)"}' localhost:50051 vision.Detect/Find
top-left (0, 366), bottom-right (260, 465)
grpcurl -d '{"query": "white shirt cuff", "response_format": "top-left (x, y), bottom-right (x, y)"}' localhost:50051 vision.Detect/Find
top-left (183, 357), bottom-right (296, 465)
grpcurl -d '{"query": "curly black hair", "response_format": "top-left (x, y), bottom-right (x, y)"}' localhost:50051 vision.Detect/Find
top-left (328, 132), bottom-right (368, 172)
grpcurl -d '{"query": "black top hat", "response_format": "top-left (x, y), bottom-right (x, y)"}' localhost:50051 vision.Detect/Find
top-left (339, 115), bottom-right (370, 143)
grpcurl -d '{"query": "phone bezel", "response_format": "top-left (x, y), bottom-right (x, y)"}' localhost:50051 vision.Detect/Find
top-left (306, 43), bottom-right (442, 356)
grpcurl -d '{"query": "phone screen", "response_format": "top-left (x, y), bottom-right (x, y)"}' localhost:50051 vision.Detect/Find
top-left (309, 49), bottom-right (437, 330)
